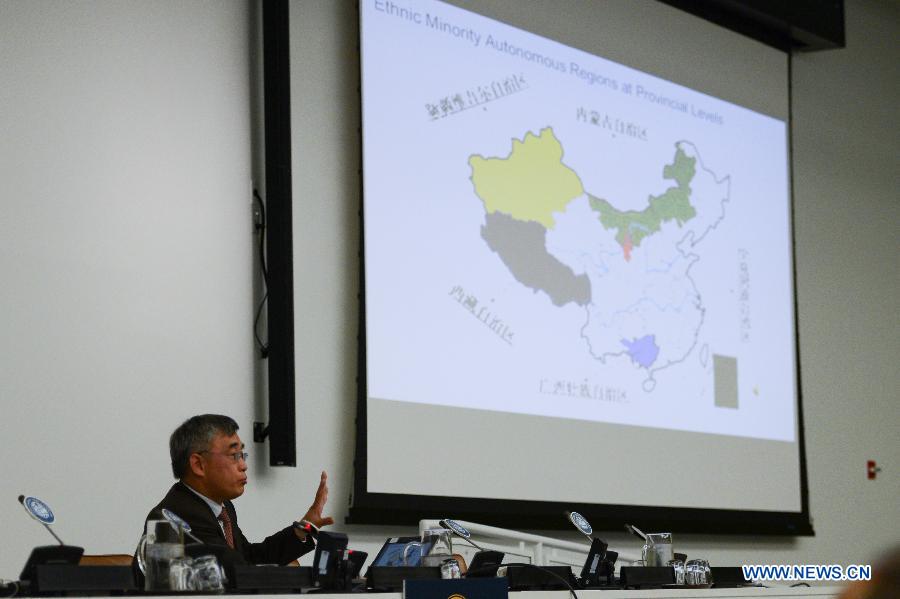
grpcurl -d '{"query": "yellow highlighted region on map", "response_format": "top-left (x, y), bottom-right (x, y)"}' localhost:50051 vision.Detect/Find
top-left (469, 127), bottom-right (584, 229)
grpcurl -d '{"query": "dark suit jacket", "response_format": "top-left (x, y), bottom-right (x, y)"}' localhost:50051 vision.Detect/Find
top-left (135, 481), bottom-right (313, 579)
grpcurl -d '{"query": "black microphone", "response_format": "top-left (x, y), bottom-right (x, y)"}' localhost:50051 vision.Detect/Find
top-left (566, 511), bottom-right (613, 587)
top-left (18, 495), bottom-right (65, 546)
top-left (16, 495), bottom-right (86, 586)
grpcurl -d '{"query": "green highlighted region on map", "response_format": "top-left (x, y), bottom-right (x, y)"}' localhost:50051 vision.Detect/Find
top-left (469, 127), bottom-right (584, 229)
top-left (589, 146), bottom-right (697, 259)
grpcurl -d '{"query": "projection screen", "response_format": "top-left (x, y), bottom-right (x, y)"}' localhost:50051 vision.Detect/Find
top-left (351, 0), bottom-right (810, 534)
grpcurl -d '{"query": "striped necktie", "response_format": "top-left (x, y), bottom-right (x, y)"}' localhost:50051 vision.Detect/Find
top-left (218, 508), bottom-right (235, 549)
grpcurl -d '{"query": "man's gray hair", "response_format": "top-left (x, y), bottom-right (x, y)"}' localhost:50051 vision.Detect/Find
top-left (169, 414), bottom-right (239, 479)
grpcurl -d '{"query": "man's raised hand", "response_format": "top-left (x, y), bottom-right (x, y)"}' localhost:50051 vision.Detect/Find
top-left (301, 470), bottom-right (334, 528)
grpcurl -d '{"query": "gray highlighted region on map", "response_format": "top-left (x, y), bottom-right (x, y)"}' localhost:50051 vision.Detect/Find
top-left (714, 354), bottom-right (738, 409)
top-left (481, 211), bottom-right (591, 307)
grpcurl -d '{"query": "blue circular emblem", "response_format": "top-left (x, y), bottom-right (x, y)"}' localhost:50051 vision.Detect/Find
top-left (24, 496), bottom-right (55, 524)
top-left (569, 511), bottom-right (592, 536)
top-left (162, 508), bottom-right (192, 532)
top-left (443, 519), bottom-right (471, 539)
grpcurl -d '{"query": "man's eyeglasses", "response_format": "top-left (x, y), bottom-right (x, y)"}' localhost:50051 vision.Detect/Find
top-left (199, 450), bottom-right (248, 464)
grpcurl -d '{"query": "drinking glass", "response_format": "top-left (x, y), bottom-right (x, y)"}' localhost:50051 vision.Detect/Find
top-left (168, 557), bottom-right (193, 591)
top-left (685, 559), bottom-right (711, 585)
top-left (641, 532), bottom-right (673, 566)
top-left (137, 519), bottom-right (185, 591)
top-left (403, 527), bottom-right (453, 567)
top-left (668, 559), bottom-right (685, 585)
top-left (421, 527), bottom-right (453, 567)
top-left (190, 555), bottom-right (226, 592)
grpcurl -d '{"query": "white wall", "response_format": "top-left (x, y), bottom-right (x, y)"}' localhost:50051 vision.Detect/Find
top-left (0, 0), bottom-right (260, 577)
top-left (786, 0), bottom-right (900, 563)
top-left (1, 0), bottom-right (897, 581)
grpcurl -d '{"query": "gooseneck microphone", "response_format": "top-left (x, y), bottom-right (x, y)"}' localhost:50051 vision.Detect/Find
top-left (624, 523), bottom-right (649, 542)
top-left (18, 495), bottom-right (65, 546)
top-left (183, 529), bottom-right (204, 544)
top-left (567, 511), bottom-right (615, 587)
top-left (161, 509), bottom-right (205, 544)
top-left (566, 511), bottom-right (595, 542)
top-left (16, 494), bottom-right (86, 587)
top-left (439, 519), bottom-right (484, 551)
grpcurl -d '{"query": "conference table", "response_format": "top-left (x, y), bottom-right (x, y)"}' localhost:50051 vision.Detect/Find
top-left (285, 589), bottom-right (840, 599)
top-left (65, 587), bottom-right (842, 599)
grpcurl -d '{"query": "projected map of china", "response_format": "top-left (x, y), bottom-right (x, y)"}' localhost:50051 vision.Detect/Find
top-left (468, 127), bottom-right (730, 392)
top-left (361, 0), bottom-right (797, 443)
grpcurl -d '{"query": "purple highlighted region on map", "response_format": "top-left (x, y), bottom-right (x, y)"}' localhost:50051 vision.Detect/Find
top-left (621, 335), bottom-right (660, 368)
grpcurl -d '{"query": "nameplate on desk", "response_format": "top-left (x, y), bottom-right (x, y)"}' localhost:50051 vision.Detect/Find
top-left (404, 577), bottom-right (508, 599)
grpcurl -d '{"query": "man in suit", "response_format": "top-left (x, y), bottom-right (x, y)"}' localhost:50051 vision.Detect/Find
top-left (139, 414), bottom-right (333, 570)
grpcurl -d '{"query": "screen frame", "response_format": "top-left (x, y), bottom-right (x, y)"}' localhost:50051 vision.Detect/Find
top-left (347, 0), bottom-right (813, 536)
